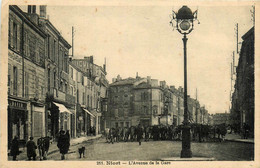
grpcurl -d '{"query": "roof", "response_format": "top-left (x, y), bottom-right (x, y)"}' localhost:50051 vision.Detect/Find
top-left (10, 5), bottom-right (47, 38)
top-left (45, 19), bottom-right (71, 49)
top-left (110, 77), bottom-right (145, 86)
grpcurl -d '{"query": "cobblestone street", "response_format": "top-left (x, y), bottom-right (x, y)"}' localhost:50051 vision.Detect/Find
top-left (46, 137), bottom-right (254, 161)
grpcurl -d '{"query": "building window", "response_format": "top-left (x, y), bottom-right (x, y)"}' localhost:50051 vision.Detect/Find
top-left (53, 39), bottom-right (56, 60)
top-left (65, 83), bottom-right (67, 93)
top-left (70, 67), bottom-right (73, 78)
top-left (53, 71), bottom-right (56, 88)
top-left (24, 72), bottom-right (29, 98)
top-left (48, 68), bottom-right (50, 92)
top-left (81, 75), bottom-right (84, 85)
top-left (24, 32), bottom-right (28, 56)
top-left (35, 76), bottom-right (39, 97)
top-left (13, 66), bottom-right (18, 96)
top-left (114, 109), bottom-right (118, 118)
top-left (47, 36), bottom-right (50, 59)
top-left (144, 106), bottom-right (148, 114)
top-left (83, 92), bottom-right (85, 105)
top-left (153, 105), bottom-right (158, 115)
top-left (126, 122), bottom-right (129, 128)
top-left (13, 22), bottom-right (17, 50)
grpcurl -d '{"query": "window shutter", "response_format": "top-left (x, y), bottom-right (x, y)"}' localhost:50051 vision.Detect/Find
top-left (10, 19), bottom-right (13, 48)
top-left (17, 24), bottom-right (20, 52)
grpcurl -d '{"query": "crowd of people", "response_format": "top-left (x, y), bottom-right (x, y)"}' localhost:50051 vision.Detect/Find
top-left (9, 122), bottom-right (251, 160)
top-left (105, 123), bottom-right (237, 144)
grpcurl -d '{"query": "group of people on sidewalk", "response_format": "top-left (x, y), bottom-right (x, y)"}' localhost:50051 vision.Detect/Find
top-left (9, 129), bottom-right (71, 161)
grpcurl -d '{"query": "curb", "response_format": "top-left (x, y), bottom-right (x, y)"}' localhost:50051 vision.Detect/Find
top-left (225, 139), bottom-right (254, 144)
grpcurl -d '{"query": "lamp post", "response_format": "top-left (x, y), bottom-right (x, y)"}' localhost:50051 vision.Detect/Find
top-left (170, 5), bottom-right (198, 158)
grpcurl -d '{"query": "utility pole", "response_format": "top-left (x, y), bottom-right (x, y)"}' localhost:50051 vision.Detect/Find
top-left (235, 23), bottom-right (239, 54)
top-left (195, 88), bottom-right (198, 124)
top-left (72, 26), bottom-right (75, 57)
top-left (230, 62), bottom-right (233, 101)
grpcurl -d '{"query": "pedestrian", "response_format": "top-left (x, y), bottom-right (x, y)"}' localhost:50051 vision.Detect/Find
top-left (10, 136), bottom-right (20, 161)
top-left (136, 124), bottom-right (143, 145)
top-left (57, 130), bottom-right (70, 160)
top-left (26, 137), bottom-right (37, 160)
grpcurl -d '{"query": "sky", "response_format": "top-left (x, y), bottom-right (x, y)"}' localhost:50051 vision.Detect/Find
top-left (19, 4), bottom-right (254, 114)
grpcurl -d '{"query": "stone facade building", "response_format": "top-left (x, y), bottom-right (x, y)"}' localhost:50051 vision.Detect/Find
top-left (71, 57), bottom-right (109, 135)
top-left (8, 5), bottom-right (47, 147)
top-left (105, 75), bottom-right (208, 128)
top-left (7, 6), bottom-right (107, 147)
top-left (212, 112), bottom-right (230, 125)
top-left (30, 5), bottom-right (75, 140)
top-left (231, 27), bottom-right (254, 136)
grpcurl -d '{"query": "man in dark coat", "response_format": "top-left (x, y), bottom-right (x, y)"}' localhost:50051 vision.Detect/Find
top-left (136, 124), bottom-right (143, 145)
top-left (10, 136), bottom-right (19, 161)
top-left (26, 137), bottom-right (37, 160)
top-left (57, 130), bottom-right (70, 160)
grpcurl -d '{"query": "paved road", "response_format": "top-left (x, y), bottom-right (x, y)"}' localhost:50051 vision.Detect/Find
top-left (47, 138), bottom-right (254, 161)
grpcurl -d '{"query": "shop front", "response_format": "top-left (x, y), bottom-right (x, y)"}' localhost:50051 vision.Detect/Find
top-left (49, 102), bottom-right (72, 140)
top-left (31, 104), bottom-right (45, 141)
top-left (8, 97), bottom-right (28, 148)
top-left (83, 108), bottom-right (96, 136)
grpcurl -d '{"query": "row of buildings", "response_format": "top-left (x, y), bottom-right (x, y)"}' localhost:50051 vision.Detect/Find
top-left (7, 5), bottom-right (211, 148)
top-left (8, 5), bottom-right (109, 148)
top-left (230, 27), bottom-right (255, 136)
top-left (103, 74), bottom-right (210, 129)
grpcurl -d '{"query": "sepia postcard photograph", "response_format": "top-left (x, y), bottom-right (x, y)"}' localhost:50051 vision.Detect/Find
top-left (0, 0), bottom-right (259, 168)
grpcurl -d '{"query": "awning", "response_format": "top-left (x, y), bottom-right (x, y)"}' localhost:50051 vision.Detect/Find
top-left (83, 108), bottom-right (95, 117)
top-left (53, 102), bottom-right (72, 114)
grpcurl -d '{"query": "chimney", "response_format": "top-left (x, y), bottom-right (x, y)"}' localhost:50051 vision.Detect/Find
top-left (147, 76), bottom-right (151, 84)
top-left (112, 78), bottom-right (116, 83)
top-left (136, 72), bottom-right (139, 79)
top-left (90, 56), bottom-right (94, 64)
top-left (160, 81), bottom-right (166, 88)
top-left (103, 57), bottom-right (106, 72)
top-left (28, 5), bottom-right (32, 13)
top-left (178, 86), bottom-right (183, 93)
top-left (40, 5), bottom-right (47, 18)
top-left (116, 75), bottom-right (121, 81)
top-left (26, 6), bottom-right (39, 25)
top-left (170, 85), bottom-right (175, 91)
top-left (32, 5), bottom-right (36, 13)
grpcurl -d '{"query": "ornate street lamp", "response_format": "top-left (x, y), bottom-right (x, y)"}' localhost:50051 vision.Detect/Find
top-left (170, 6), bottom-right (198, 158)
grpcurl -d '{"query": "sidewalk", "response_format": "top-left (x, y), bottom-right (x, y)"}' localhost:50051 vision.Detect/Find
top-left (8, 134), bottom-right (102, 161)
top-left (225, 133), bottom-right (254, 144)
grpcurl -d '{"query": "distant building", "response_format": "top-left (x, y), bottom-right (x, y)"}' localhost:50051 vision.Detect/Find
top-left (212, 112), bottom-right (230, 125)
top-left (72, 57), bottom-right (109, 135)
top-left (105, 74), bottom-right (208, 128)
top-left (231, 27), bottom-right (254, 136)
